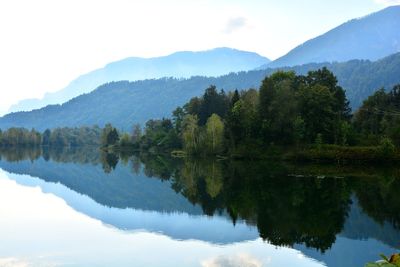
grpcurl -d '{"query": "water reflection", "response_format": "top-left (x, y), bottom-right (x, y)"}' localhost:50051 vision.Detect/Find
top-left (0, 147), bottom-right (399, 267)
top-left (0, 169), bottom-right (323, 267)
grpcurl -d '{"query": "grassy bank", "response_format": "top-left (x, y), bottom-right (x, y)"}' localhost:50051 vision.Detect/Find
top-left (282, 145), bottom-right (400, 163)
top-left (217, 144), bottom-right (400, 163)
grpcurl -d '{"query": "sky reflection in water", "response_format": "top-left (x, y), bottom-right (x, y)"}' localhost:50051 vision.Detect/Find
top-left (0, 147), bottom-right (399, 267)
top-left (0, 170), bottom-right (324, 267)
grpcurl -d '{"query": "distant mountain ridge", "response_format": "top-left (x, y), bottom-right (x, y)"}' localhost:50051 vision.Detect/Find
top-left (1, 52), bottom-right (399, 131)
top-left (266, 5), bottom-right (400, 68)
top-left (9, 47), bottom-right (270, 113)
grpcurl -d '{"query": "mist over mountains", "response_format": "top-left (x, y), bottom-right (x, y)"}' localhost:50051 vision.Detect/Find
top-left (2, 6), bottom-right (400, 131)
top-left (267, 5), bottom-right (400, 68)
top-left (1, 52), bottom-right (399, 131)
top-left (8, 48), bottom-right (269, 113)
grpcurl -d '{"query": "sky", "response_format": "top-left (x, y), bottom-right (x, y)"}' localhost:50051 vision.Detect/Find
top-left (0, 0), bottom-right (398, 114)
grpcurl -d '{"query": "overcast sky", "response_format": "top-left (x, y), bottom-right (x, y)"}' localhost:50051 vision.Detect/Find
top-left (0, 0), bottom-right (398, 114)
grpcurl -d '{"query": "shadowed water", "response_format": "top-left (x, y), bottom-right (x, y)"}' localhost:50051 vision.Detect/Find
top-left (0, 147), bottom-right (398, 267)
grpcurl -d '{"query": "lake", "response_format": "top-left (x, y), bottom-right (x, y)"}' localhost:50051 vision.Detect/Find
top-left (0, 147), bottom-right (398, 267)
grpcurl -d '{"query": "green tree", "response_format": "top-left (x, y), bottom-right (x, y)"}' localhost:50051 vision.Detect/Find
top-left (182, 115), bottom-right (200, 154)
top-left (172, 107), bottom-right (185, 134)
top-left (354, 85), bottom-right (400, 146)
top-left (305, 67), bottom-right (351, 121)
top-left (230, 89), bottom-right (240, 108)
top-left (379, 136), bottom-right (395, 158)
top-left (293, 116), bottom-right (305, 146)
top-left (119, 133), bottom-right (131, 147)
top-left (131, 124), bottom-right (142, 145)
top-left (107, 128), bottom-right (119, 145)
top-left (198, 85), bottom-right (229, 125)
top-left (258, 71), bottom-right (297, 142)
top-left (101, 123), bottom-right (119, 147)
top-left (183, 97), bottom-right (202, 117)
top-left (298, 84), bottom-right (336, 142)
top-left (205, 114), bottom-right (224, 154)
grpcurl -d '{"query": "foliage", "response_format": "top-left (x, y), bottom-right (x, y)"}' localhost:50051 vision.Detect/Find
top-left (0, 126), bottom-right (101, 147)
top-left (315, 133), bottom-right (323, 150)
top-left (0, 128), bottom-right (41, 147)
top-left (131, 124), bottom-right (142, 145)
top-left (205, 114), bottom-right (224, 154)
top-left (365, 254), bottom-right (400, 267)
top-left (182, 115), bottom-right (200, 154)
top-left (140, 118), bottom-right (180, 151)
top-left (2, 68), bottom-right (400, 162)
top-left (119, 133), bottom-right (131, 147)
top-left (102, 69), bottom-right (400, 160)
top-left (354, 85), bottom-right (400, 146)
top-left (379, 137), bottom-right (396, 157)
top-left (197, 85), bottom-right (230, 125)
top-left (101, 123), bottom-right (119, 147)
top-left (1, 52), bottom-right (400, 131)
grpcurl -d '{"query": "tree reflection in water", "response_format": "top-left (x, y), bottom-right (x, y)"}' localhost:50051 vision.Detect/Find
top-left (0, 146), bottom-right (399, 252)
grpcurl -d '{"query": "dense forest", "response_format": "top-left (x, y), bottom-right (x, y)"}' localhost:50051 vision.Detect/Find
top-left (99, 68), bottom-right (400, 161)
top-left (1, 68), bottom-right (399, 161)
top-left (0, 126), bottom-right (101, 147)
top-left (1, 52), bottom-right (400, 131)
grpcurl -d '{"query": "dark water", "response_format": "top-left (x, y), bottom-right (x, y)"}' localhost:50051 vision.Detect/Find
top-left (0, 147), bottom-right (398, 267)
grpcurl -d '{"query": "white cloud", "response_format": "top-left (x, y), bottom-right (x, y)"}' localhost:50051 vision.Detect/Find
top-left (201, 253), bottom-right (263, 267)
top-left (0, 258), bottom-right (30, 267)
top-left (222, 17), bottom-right (248, 34)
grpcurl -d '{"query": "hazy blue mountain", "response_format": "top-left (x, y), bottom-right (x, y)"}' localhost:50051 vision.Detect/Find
top-left (9, 47), bottom-right (269, 113)
top-left (1, 52), bottom-right (399, 131)
top-left (0, 156), bottom-right (201, 214)
top-left (267, 6), bottom-right (400, 68)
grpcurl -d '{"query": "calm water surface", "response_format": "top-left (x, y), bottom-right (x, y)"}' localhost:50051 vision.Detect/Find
top-left (0, 147), bottom-right (398, 267)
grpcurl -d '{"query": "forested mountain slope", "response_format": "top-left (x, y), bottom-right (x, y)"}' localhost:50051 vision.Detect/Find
top-left (1, 53), bottom-right (399, 131)
top-left (267, 6), bottom-right (400, 67)
top-left (9, 47), bottom-right (269, 113)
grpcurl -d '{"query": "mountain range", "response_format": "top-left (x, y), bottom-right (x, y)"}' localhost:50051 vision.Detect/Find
top-left (267, 5), bottom-right (400, 68)
top-left (9, 6), bottom-right (400, 116)
top-left (0, 153), bottom-right (398, 266)
top-left (2, 6), bottom-right (400, 130)
top-left (8, 47), bottom-right (269, 113)
top-left (1, 52), bottom-right (399, 131)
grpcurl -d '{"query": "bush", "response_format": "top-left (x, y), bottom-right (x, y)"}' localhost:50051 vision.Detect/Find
top-left (365, 253), bottom-right (400, 267)
top-left (379, 137), bottom-right (395, 158)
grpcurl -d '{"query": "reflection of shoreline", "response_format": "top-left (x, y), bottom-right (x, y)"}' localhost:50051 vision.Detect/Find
top-left (295, 236), bottom-right (398, 267)
top-left (2, 170), bottom-right (259, 245)
top-left (0, 147), bottom-right (399, 261)
top-left (0, 172), bottom-right (326, 267)
top-left (0, 157), bottom-right (202, 214)
top-left (1, 169), bottom-right (398, 267)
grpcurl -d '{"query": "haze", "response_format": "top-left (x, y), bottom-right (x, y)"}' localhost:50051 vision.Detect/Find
top-left (0, 0), bottom-right (397, 114)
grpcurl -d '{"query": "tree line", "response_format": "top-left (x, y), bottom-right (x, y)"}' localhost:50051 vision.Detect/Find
top-left (100, 68), bottom-right (399, 159)
top-left (2, 68), bottom-right (399, 160)
top-left (0, 126), bottom-right (101, 147)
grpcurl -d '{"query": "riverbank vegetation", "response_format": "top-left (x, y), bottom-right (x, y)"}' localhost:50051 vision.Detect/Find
top-left (1, 68), bottom-right (399, 162)
top-left (0, 126), bottom-right (101, 147)
top-left (100, 68), bottom-right (400, 162)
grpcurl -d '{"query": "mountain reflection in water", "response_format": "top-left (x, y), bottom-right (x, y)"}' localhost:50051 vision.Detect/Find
top-left (0, 146), bottom-right (399, 267)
